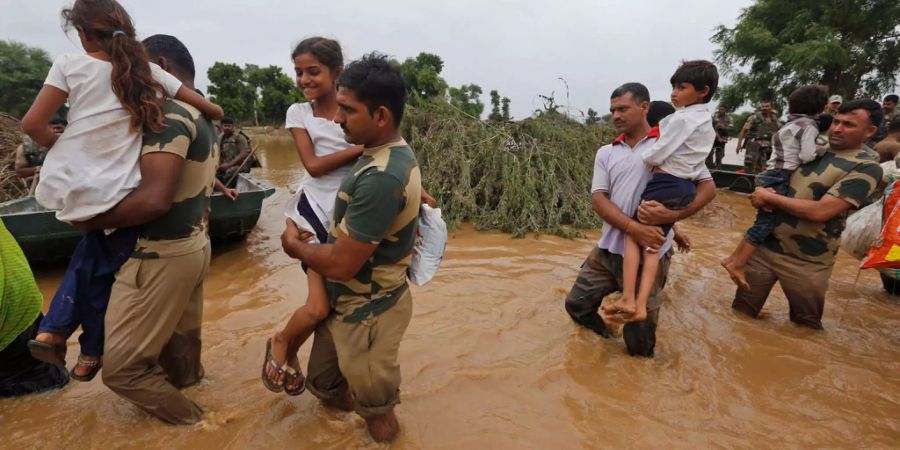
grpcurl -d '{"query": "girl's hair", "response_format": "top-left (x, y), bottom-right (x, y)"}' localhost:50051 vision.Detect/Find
top-left (291, 37), bottom-right (343, 71)
top-left (63, 0), bottom-right (166, 133)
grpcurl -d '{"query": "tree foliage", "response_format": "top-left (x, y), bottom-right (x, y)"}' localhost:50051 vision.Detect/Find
top-left (713, 0), bottom-right (900, 109)
top-left (449, 84), bottom-right (484, 118)
top-left (585, 108), bottom-right (600, 125)
top-left (208, 62), bottom-right (301, 124)
top-left (0, 40), bottom-right (52, 118)
top-left (399, 52), bottom-right (448, 104)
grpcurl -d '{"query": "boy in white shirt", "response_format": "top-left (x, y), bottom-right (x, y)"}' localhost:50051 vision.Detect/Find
top-left (603, 60), bottom-right (718, 322)
top-left (722, 85), bottom-right (829, 289)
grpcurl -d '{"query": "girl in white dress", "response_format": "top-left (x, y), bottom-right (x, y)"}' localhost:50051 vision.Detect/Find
top-left (22, 0), bottom-right (223, 381)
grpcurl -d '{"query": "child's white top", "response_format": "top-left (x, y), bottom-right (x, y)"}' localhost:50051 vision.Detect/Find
top-left (35, 53), bottom-right (182, 222)
top-left (641, 103), bottom-right (715, 180)
top-left (768, 114), bottom-right (821, 171)
top-left (284, 102), bottom-right (353, 226)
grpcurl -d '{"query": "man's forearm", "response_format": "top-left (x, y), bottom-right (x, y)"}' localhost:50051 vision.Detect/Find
top-left (82, 189), bottom-right (171, 229)
top-left (592, 191), bottom-right (634, 231)
top-left (288, 241), bottom-right (346, 280)
top-left (764, 195), bottom-right (826, 222)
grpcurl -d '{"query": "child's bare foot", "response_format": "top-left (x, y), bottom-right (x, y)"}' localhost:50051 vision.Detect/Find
top-left (601, 296), bottom-right (636, 316)
top-left (720, 258), bottom-right (750, 291)
top-left (70, 355), bottom-right (102, 381)
top-left (621, 307), bottom-right (648, 323)
top-left (35, 332), bottom-right (65, 346)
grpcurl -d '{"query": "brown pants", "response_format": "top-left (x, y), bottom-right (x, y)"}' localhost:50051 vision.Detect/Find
top-left (732, 245), bottom-right (832, 329)
top-left (102, 243), bottom-right (210, 425)
top-left (306, 289), bottom-right (412, 418)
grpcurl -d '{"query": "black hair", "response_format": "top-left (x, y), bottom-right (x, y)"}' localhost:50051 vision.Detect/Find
top-left (838, 100), bottom-right (884, 127)
top-left (49, 116), bottom-right (68, 126)
top-left (610, 82), bottom-right (650, 104)
top-left (888, 115), bottom-right (900, 134)
top-left (291, 37), bottom-right (343, 71)
top-left (670, 60), bottom-right (719, 104)
top-left (885, 94), bottom-right (899, 104)
top-left (816, 114), bottom-right (833, 133)
top-left (337, 52), bottom-right (408, 124)
top-left (647, 101), bottom-right (675, 127)
top-left (142, 34), bottom-right (196, 80)
top-left (788, 85), bottom-right (828, 116)
top-left (221, 117), bottom-right (235, 125)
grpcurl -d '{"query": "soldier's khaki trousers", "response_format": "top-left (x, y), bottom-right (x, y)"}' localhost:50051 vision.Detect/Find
top-left (306, 289), bottom-right (412, 418)
top-left (102, 243), bottom-right (210, 425)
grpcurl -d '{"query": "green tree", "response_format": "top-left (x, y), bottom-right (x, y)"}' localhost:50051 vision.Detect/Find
top-left (207, 62), bottom-right (256, 122)
top-left (501, 97), bottom-right (511, 121)
top-left (245, 64), bottom-right (302, 125)
top-left (585, 108), bottom-right (600, 125)
top-left (488, 90), bottom-right (503, 121)
top-left (400, 53), bottom-right (448, 103)
top-left (712, 0), bottom-right (900, 108)
top-left (0, 40), bottom-right (52, 118)
top-left (448, 84), bottom-right (484, 118)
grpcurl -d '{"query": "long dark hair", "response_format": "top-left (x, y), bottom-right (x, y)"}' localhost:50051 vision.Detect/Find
top-left (291, 37), bottom-right (344, 71)
top-left (63, 0), bottom-right (166, 133)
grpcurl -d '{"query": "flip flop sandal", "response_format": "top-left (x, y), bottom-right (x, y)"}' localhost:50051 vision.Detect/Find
top-left (27, 339), bottom-right (67, 367)
top-left (69, 355), bottom-right (102, 382)
top-left (261, 338), bottom-right (285, 393)
top-left (283, 362), bottom-right (306, 396)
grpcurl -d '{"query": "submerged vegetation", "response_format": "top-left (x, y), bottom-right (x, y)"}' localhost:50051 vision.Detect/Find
top-left (404, 101), bottom-right (617, 238)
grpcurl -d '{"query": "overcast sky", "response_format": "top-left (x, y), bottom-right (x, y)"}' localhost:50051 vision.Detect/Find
top-left (0, 0), bottom-right (756, 119)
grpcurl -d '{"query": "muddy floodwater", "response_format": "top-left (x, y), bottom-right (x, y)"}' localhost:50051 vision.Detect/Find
top-left (3, 136), bottom-right (900, 449)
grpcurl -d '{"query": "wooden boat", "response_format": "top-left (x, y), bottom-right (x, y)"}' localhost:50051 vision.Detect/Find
top-left (711, 163), bottom-right (757, 194)
top-left (0, 174), bottom-right (275, 264)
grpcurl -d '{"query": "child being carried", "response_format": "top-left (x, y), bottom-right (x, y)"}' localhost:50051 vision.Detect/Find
top-left (602, 60), bottom-right (719, 322)
top-left (721, 85), bottom-right (829, 289)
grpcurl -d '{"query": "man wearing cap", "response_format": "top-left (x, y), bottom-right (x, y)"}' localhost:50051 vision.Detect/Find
top-left (217, 117), bottom-right (252, 187)
top-left (825, 95), bottom-right (842, 116)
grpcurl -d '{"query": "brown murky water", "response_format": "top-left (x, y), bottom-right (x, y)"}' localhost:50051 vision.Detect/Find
top-left (3, 135), bottom-right (900, 449)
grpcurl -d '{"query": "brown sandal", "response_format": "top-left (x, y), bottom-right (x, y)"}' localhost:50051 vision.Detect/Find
top-left (283, 360), bottom-right (306, 396)
top-left (261, 338), bottom-right (285, 393)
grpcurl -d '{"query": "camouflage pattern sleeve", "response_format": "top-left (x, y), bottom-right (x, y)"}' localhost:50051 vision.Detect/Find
top-left (339, 171), bottom-right (405, 244)
top-left (142, 105), bottom-right (197, 159)
top-left (826, 161), bottom-right (884, 208)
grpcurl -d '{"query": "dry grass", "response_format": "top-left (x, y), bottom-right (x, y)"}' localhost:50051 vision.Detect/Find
top-left (0, 113), bottom-right (28, 203)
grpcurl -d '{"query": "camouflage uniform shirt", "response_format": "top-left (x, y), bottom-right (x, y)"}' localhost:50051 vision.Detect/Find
top-left (712, 112), bottom-right (732, 144)
top-left (133, 100), bottom-right (220, 259)
top-left (763, 146), bottom-right (882, 266)
top-left (327, 140), bottom-right (422, 323)
top-left (219, 132), bottom-right (251, 173)
top-left (744, 111), bottom-right (781, 145)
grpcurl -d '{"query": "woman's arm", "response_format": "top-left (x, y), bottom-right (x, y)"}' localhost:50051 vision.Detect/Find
top-left (174, 86), bottom-right (224, 120)
top-left (21, 85), bottom-right (68, 148)
top-left (290, 128), bottom-right (363, 177)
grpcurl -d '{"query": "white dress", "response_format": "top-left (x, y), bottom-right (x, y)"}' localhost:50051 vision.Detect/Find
top-left (282, 102), bottom-right (353, 231)
top-left (35, 53), bottom-right (182, 222)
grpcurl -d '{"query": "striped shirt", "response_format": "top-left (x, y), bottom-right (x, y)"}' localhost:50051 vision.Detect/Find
top-left (768, 114), bottom-right (822, 171)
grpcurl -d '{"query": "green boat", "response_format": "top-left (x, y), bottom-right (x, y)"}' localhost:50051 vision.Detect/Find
top-left (711, 163), bottom-right (757, 193)
top-left (0, 174), bottom-right (275, 264)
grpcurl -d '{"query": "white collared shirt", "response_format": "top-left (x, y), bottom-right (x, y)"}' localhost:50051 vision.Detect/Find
top-left (641, 103), bottom-right (715, 180)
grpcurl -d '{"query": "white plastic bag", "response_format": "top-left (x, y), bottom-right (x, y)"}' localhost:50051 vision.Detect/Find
top-left (408, 204), bottom-right (448, 286)
top-left (841, 199), bottom-right (883, 260)
top-left (283, 185), bottom-right (325, 244)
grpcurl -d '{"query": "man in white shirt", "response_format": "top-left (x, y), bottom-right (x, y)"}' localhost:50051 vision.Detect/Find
top-left (563, 83), bottom-right (716, 357)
